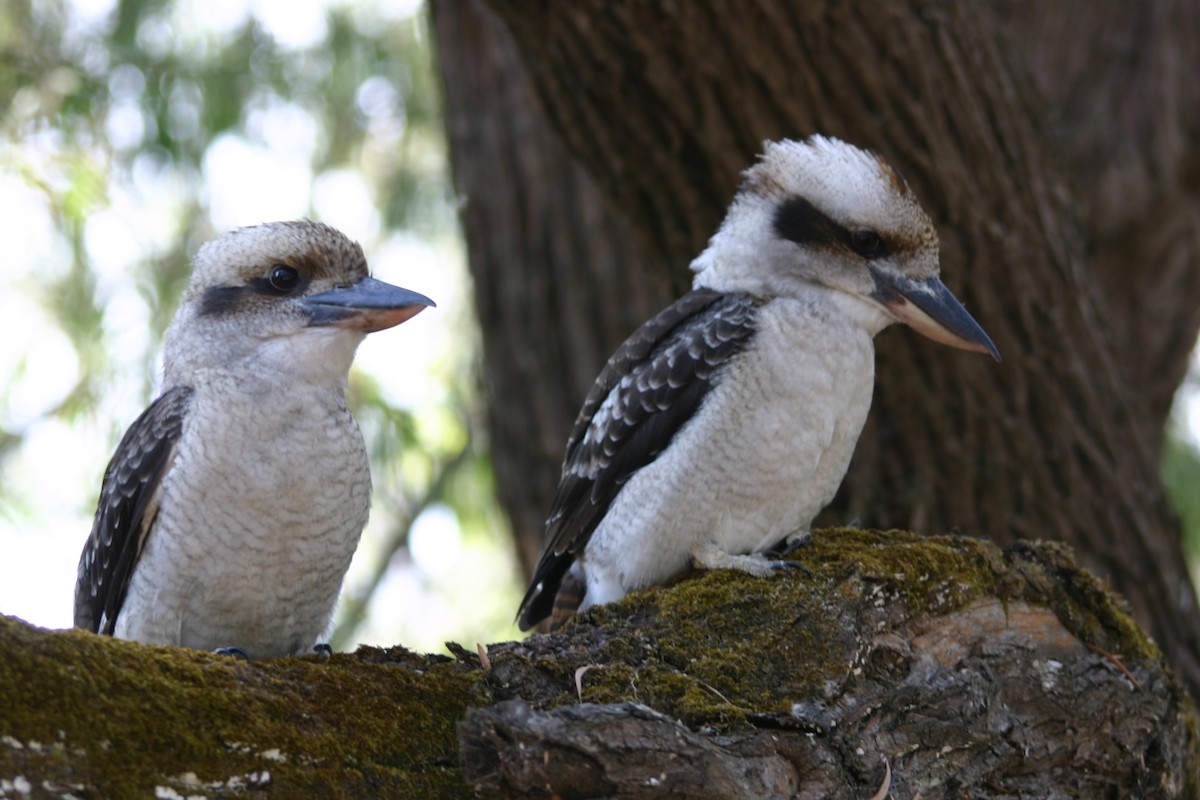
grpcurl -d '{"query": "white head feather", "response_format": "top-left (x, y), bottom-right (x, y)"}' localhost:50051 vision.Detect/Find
top-left (690, 135), bottom-right (939, 304)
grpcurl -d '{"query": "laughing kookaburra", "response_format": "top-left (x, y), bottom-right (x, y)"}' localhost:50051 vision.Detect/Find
top-left (74, 220), bottom-right (433, 658)
top-left (517, 135), bottom-right (999, 631)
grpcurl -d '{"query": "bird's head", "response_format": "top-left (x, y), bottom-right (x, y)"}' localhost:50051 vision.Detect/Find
top-left (691, 136), bottom-right (999, 359)
top-left (163, 220), bottom-right (434, 384)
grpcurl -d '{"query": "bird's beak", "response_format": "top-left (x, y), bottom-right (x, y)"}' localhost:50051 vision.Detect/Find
top-left (302, 276), bottom-right (435, 333)
top-left (870, 268), bottom-right (1000, 361)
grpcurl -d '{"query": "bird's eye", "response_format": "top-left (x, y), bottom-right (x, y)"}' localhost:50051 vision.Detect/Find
top-left (267, 265), bottom-right (300, 293)
top-left (850, 230), bottom-right (885, 259)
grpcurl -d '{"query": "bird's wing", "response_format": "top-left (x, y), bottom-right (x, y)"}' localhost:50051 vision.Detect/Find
top-left (517, 289), bottom-right (763, 629)
top-left (74, 386), bottom-right (194, 635)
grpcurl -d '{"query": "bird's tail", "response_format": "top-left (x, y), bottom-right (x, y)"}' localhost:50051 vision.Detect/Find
top-left (549, 572), bottom-right (586, 631)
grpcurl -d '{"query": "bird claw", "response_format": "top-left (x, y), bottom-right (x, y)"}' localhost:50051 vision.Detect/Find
top-left (214, 646), bottom-right (250, 660)
top-left (768, 558), bottom-right (812, 576)
top-left (767, 529), bottom-right (813, 559)
top-left (312, 643), bottom-right (333, 660)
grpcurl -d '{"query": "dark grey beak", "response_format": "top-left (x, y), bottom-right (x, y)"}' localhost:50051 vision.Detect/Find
top-left (870, 268), bottom-right (1000, 361)
top-left (303, 276), bottom-right (435, 333)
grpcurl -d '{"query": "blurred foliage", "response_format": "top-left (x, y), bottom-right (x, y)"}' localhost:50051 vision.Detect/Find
top-left (1164, 422), bottom-right (1200, 568)
top-left (0, 0), bottom-right (523, 650)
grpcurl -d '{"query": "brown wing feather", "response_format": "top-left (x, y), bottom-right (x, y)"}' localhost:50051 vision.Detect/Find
top-left (517, 290), bottom-right (762, 629)
top-left (74, 386), bottom-right (193, 634)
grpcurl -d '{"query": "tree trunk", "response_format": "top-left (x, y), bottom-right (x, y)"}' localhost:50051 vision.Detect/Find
top-left (431, 0), bottom-right (1200, 696)
top-left (430, 0), bottom-right (675, 574)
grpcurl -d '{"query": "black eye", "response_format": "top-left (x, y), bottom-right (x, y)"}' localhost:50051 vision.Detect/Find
top-left (850, 230), bottom-right (885, 259)
top-left (267, 264), bottom-right (300, 293)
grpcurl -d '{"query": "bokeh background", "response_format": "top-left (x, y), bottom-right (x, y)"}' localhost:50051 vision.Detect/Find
top-left (1, 0), bottom-right (1199, 655)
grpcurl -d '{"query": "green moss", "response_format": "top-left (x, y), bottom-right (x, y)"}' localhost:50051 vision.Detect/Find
top-left (1184, 692), bottom-right (1200, 797)
top-left (0, 617), bottom-right (479, 798)
top-left (1041, 563), bottom-right (1160, 661)
top-left (528, 529), bottom-right (1173, 732)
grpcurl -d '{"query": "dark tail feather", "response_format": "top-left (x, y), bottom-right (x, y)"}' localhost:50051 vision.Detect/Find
top-left (549, 572), bottom-right (586, 631)
top-left (517, 550), bottom-right (575, 630)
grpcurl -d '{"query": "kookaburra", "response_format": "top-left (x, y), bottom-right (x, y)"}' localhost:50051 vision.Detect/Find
top-left (517, 135), bottom-right (999, 631)
top-left (74, 220), bottom-right (433, 658)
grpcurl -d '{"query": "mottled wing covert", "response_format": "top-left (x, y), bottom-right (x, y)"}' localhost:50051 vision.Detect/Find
top-left (74, 386), bottom-right (194, 634)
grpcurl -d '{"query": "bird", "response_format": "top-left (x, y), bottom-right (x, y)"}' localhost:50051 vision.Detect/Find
top-left (74, 219), bottom-right (434, 659)
top-left (517, 135), bottom-right (1000, 631)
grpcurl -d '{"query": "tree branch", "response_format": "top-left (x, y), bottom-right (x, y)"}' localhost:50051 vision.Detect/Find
top-left (1, 532), bottom-right (1196, 796)
top-left (459, 701), bottom-right (800, 799)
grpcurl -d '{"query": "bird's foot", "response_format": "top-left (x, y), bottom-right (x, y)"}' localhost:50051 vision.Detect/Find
top-left (312, 643), bottom-right (333, 660)
top-left (214, 646), bottom-right (250, 660)
top-left (689, 542), bottom-right (804, 578)
top-left (766, 529), bottom-right (813, 559)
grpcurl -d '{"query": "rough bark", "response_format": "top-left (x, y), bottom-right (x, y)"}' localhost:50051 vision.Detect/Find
top-left (993, 1), bottom-right (1200, 424)
top-left (2, 532), bottom-right (1196, 798)
top-left (431, 0), bottom-right (1200, 694)
top-left (460, 702), bottom-right (801, 799)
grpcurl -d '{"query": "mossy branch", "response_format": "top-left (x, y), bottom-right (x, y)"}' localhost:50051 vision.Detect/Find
top-left (2, 530), bottom-right (1196, 798)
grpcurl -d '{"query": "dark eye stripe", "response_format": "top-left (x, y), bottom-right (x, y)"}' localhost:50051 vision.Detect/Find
top-left (773, 195), bottom-right (890, 259)
top-left (197, 266), bottom-right (309, 318)
top-left (773, 196), bottom-right (849, 247)
top-left (198, 286), bottom-right (246, 317)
